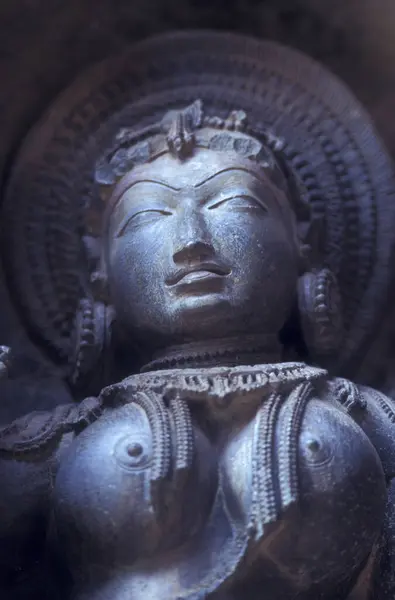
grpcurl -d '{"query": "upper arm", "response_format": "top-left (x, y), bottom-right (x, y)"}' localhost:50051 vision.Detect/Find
top-left (352, 386), bottom-right (395, 479)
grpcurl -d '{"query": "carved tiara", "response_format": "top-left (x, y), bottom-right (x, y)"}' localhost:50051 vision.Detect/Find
top-left (96, 100), bottom-right (288, 193)
top-left (94, 99), bottom-right (311, 234)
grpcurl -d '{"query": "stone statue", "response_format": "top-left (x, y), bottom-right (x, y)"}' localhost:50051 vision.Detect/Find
top-left (1, 30), bottom-right (395, 600)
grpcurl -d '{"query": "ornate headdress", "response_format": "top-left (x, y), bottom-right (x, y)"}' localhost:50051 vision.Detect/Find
top-left (2, 30), bottom-right (395, 392)
top-left (96, 100), bottom-right (285, 186)
top-left (95, 98), bottom-right (310, 244)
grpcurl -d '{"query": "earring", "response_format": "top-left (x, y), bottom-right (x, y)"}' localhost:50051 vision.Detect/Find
top-left (297, 268), bottom-right (343, 358)
top-left (69, 298), bottom-right (115, 391)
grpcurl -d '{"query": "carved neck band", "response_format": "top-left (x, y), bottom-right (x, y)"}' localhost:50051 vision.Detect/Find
top-left (140, 334), bottom-right (283, 372)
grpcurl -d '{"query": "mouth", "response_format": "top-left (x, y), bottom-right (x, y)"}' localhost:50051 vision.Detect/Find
top-left (166, 263), bottom-right (230, 287)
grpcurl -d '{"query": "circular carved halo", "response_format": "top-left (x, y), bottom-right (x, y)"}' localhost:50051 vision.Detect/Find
top-left (2, 29), bottom-right (395, 380)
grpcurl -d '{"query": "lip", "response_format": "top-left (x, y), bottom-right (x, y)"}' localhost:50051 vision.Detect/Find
top-left (177, 270), bottom-right (223, 285)
top-left (166, 262), bottom-right (230, 287)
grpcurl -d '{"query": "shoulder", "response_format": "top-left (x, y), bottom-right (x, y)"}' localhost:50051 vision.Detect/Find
top-left (328, 378), bottom-right (395, 478)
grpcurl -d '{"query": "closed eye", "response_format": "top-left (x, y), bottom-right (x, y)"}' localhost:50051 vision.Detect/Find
top-left (117, 209), bottom-right (172, 237)
top-left (207, 194), bottom-right (268, 212)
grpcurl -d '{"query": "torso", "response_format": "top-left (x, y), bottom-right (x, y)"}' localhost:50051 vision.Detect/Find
top-left (53, 363), bottom-right (392, 600)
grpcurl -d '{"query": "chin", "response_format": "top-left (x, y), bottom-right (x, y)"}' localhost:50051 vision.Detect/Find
top-left (176, 292), bottom-right (230, 313)
top-left (172, 293), bottom-right (232, 333)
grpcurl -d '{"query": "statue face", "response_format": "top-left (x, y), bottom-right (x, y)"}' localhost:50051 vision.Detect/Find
top-left (105, 148), bottom-right (300, 349)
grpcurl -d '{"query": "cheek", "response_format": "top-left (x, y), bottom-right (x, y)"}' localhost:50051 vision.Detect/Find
top-left (214, 217), bottom-right (298, 280)
top-left (108, 236), bottom-right (162, 308)
top-left (254, 231), bottom-right (298, 282)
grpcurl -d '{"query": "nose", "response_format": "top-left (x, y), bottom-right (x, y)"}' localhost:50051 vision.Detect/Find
top-left (172, 203), bottom-right (214, 264)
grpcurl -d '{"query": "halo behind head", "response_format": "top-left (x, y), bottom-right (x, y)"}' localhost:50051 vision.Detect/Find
top-left (2, 29), bottom-right (394, 385)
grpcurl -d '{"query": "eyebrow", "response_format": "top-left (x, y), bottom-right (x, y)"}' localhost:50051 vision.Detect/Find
top-left (121, 178), bottom-right (181, 193)
top-left (119, 167), bottom-right (274, 197)
top-left (193, 167), bottom-right (269, 188)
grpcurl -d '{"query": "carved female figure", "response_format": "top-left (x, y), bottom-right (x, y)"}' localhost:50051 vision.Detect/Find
top-left (1, 31), bottom-right (395, 600)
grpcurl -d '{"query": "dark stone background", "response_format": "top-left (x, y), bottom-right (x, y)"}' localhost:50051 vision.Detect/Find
top-left (1, 0), bottom-right (395, 420)
top-left (1, 0), bottom-right (395, 180)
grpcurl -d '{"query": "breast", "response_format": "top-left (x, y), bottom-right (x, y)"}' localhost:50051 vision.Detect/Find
top-left (52, 402), bottom-right (217, 574)
top-left (220, 393), bottom-right (387, 599)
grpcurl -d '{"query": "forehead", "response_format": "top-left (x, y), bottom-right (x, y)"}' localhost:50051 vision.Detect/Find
top-left (147, 151), bottom-right (231, 188)
top-left (111, 149), bottom-right (275, 200)
top-left (105, 147), bottom-right (299, 242)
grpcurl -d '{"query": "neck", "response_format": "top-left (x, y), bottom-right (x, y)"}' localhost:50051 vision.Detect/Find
top-left (140, 333), bottom-right (283, 372)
